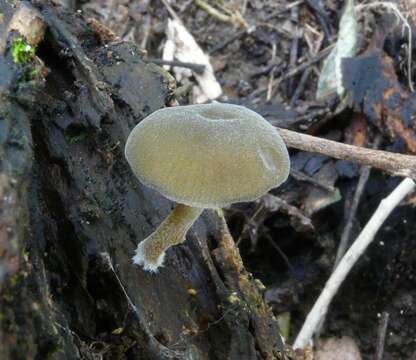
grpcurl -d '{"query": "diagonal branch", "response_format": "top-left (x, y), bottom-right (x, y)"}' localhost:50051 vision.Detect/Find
top-left (293, 177), bottom-right (415, 349)
top-left (277, 128), bottom-right (416, 180)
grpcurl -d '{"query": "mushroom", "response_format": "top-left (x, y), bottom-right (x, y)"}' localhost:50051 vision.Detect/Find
top-left (125, 103), bottom-right (290, 272)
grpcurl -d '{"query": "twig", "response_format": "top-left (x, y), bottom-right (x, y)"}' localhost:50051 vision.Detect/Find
top-left (334, 135), bottom-right (383, 268)
top-left (250, 58), bottom-right (282, 78)
top-left (293, 178), bottom-right (416, 349)
top-left (290, 168), bottom-right (335, 193)
top-left (271, 45), bottom-right (333, 98)
top-left (289, 67), bottom-right (312, 106)
top-left (145, 58), bottom-right (206, 74)
top-left (268, 105), bottom-right (335, 129)
top-left (241, 0), bottom-right (248, 15)
top-left (290, 23), bottom-right (320, 106)
top-left (335, 167), bottom-right (371, 266)
top-left (306, 0), bottom-right (332, 40)
top-left (209, 25), bottom-right (255, 55)
top-left (194, 0), bottom-right (231, 22)
top-left (277, 128), bottom-right (416, 181)
top-left (176, 0), bottom-right (194, 13)
top-left (160, 0), bottom-right (182, 22)
top-left (236, 203), bottom-right (264, 246)
top-left (375, 312), bottom-right (389, 360)
top-left (265, 236), bottom-right (295, 274)
top-left (314, 135), bottom-right (382, 336)
top-left (250, 45), bottom-right (334, 98)
top-left (264, 0), bottom-right (305, 21)
top-left (140, 15), bottom-right (152, 50)
top-left (193, 0), bottom-right (246, 27)
top-left (95, 253), bottom-right (183, 359)
top-left (266, 43), bottom-right (277, 102)
top-left (288, 7), bottom-right (301, 95)
top-left (262, 194), bottom-right (315, 233)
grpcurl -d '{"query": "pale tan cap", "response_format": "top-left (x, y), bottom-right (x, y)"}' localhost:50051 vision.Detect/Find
top-left (125, 103), bottom-right (290, 208)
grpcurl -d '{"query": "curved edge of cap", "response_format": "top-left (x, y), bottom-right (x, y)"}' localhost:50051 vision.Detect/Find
top-left (124, 104), bottom-right (291, 208)
top-left (133, 159), bottom-right (290, 209)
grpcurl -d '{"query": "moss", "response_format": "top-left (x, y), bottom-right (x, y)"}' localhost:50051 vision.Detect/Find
top-left (187, 288), bottom-right (198, 296)
top-left (29, 68), bottom-right (41, 78)
top-left (79, 200), bottom-right (101, 222)
top-left (8, 273), bottom-right (20, 286)
top-left (2, 292), bottom-right (14, 303)
top-left (65, 132), bottom-right (87, 144)
top-left (11, 38), bottom-right (36, 65)
top-left (111, 327), bottom-right (124, 335)
top-left (146, 63), bottom-right (176, 96)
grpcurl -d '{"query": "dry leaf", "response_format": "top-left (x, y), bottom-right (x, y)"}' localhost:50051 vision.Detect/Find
top-left (343, 51), bottom-right (416, 153)
top-left (162, 18), bottom-right (222, 103)
top-left (317, 0), bottom-right (358, 99)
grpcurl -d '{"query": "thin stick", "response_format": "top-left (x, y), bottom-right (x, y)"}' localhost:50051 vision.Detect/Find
top-left (314, 136), bottom-right (382, 336)
top-left (194, 0), bottom-right (232, 23)
top-left (264, 0), bottom-right (305, 21)
top-left (160, 0), bottom-right (181, 22)
top-left (96, 253), bottom-right (182, 359)
top-left (375, 312), bottom-right (389, 360)
top-left (145, 59), bottom-right (206, 74)
top-left (334, 135), bottom-right (383, 268)
top-left (209, 26), bottom-right (255, 55)
top-left (335, 167), bottom-right (371, 266)
top-left (140, 16), bottom-right (152, 50)
top-left (277, 128), bottom-right (416, 181)
top-left (236, 203), bottom-right (264, 246)
top-left (293, 178), bottom-right (415, 349)
top-left (287, 7), bottom-right (300, 95)
top-left (266, 43), bottom-right (277, 102)
top-left (290, 168), bottom-right (335, 193)
top-left (265, 236), bottom-right (295, 274)
top-left (251, 45), bottom-right (334, 98)
top-left (289, 67), bottom-right (312, 106)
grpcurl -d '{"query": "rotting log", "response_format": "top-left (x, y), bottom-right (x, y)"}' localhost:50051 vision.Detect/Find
top-left (0, 1), bottom-right (285, 359)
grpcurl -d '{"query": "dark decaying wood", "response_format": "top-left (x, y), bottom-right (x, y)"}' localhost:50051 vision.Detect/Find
top-left (0, 1), bottom-right (286, 359)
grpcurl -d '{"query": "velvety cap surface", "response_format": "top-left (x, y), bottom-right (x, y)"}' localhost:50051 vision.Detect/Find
top-left (125, 103), bottom-right (290, 208)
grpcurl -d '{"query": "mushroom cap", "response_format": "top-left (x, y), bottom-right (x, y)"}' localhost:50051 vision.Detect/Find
top-left (125, 103), bottom-right (290, 208)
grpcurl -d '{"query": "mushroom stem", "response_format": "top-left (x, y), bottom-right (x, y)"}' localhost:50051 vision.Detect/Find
top-left (133, 204), bottom-right (203, 272)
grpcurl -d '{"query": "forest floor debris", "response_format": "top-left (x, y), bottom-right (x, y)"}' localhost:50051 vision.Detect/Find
top-left (65, 0), bottom-right (416, 357)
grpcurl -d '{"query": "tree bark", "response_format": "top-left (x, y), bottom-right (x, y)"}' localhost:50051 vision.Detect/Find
top-left (0, 2), bottom-right (285, 359)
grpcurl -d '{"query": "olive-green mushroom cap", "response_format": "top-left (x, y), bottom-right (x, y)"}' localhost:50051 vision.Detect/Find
top-left (125, 103), bottom-right (290, 208)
